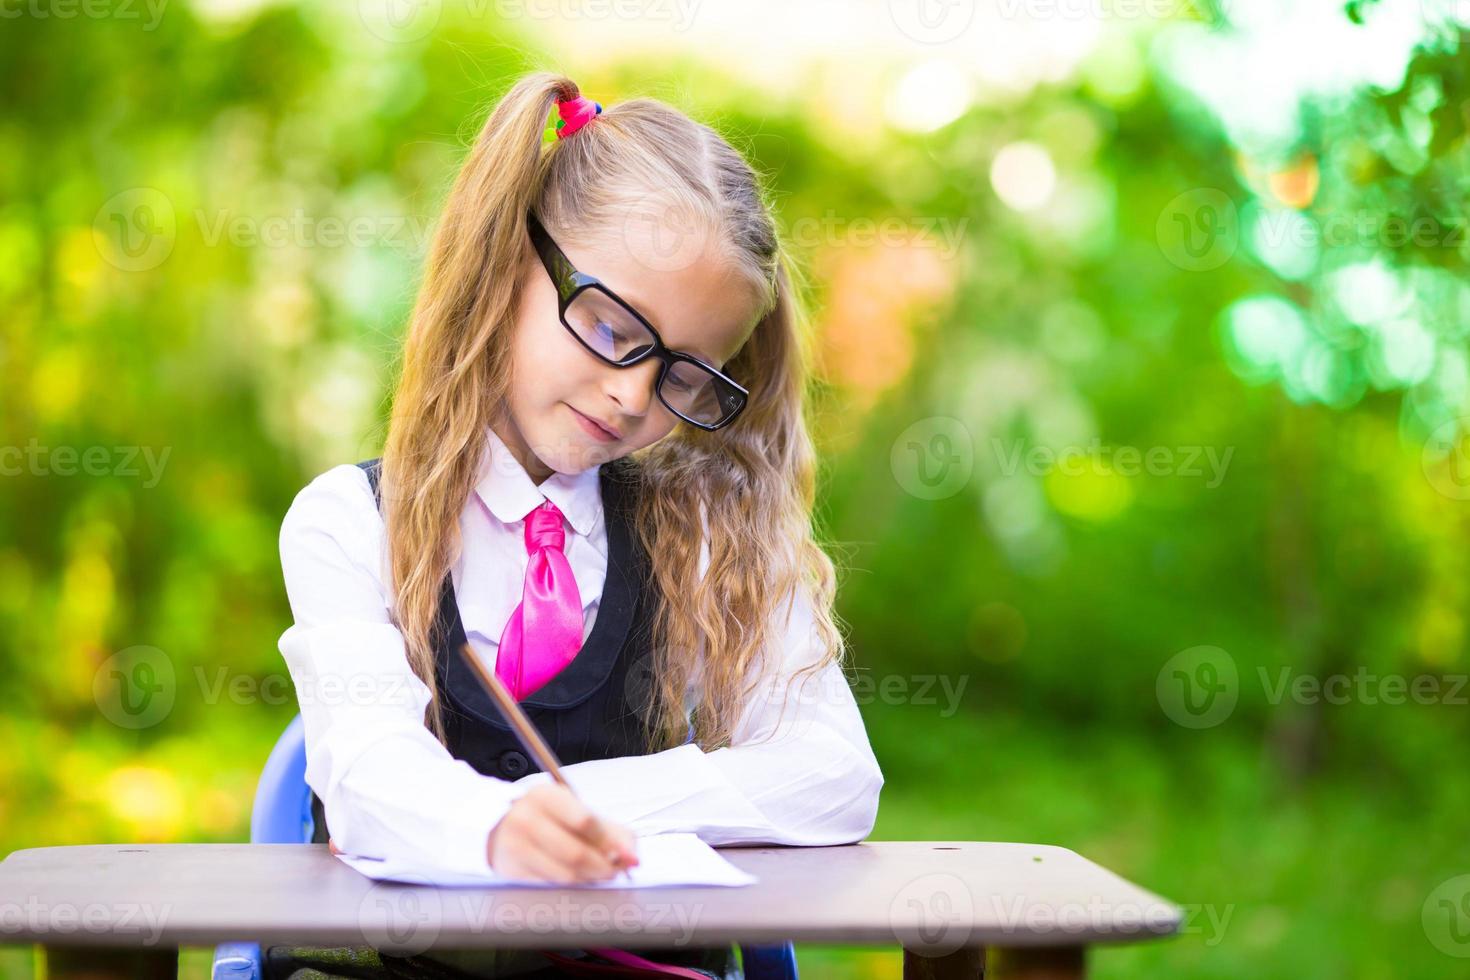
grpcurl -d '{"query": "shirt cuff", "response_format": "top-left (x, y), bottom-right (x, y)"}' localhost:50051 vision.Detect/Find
top-left (321, 724), bottom-right (539, 876)
top-left (437, 769), bottom-right (538, 874)
top-left (512, 742), bottom-right (780, 843)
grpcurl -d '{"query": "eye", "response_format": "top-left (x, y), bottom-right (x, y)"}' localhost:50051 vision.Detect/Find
top-left (595, 320), bottom-right (626, 344)
top-left (665, 373), bottom-right (693, 393)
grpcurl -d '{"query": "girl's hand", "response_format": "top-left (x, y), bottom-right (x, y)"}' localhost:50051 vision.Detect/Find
top-left (486, 784), bottom-right (640, 883)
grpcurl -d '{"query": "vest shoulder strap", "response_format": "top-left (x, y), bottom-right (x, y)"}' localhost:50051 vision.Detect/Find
top-left (356, 458), bottom-right (383, 507)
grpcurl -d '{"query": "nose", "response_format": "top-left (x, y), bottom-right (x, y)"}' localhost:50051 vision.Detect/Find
top-left (603, 358), bottom-right (662, 419)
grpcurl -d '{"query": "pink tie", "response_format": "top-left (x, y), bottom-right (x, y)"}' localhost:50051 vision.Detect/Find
top-left (496, 499), bottom-right (584, 701)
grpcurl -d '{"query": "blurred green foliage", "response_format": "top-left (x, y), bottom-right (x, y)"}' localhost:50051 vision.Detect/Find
top-left (1, 2), bottom-right (1468, 978)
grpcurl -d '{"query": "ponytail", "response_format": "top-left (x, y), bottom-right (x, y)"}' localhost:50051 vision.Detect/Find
top-left (381, 72), bottom-right (578, 740)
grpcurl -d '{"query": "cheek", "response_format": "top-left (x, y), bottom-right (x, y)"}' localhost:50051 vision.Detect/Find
top-left (513, 293), bottom-right (587, 392)
top-left (627, 412), bottom-right (679, 452)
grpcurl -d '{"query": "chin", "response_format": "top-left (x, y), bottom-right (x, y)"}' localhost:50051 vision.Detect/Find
top-left (551, 453), bottom-right (598, 476)
top-left (527, 431), bottom-right (601, 475)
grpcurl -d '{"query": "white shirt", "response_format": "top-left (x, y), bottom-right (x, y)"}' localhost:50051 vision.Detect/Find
top-left (277, 426), bottom-right (885, 877)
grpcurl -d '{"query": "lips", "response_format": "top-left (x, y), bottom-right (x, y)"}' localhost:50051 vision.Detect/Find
top-left (570, 405), bottom-right (620, 441)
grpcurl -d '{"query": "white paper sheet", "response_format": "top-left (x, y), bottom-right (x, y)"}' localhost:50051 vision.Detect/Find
top-left (336, 832), bottom-right (758, 888)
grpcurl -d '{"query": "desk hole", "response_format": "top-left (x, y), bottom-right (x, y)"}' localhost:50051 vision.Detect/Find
top-left (932, 846), bottom-right (959, 851)
top-left (118, 849), bottom-right (149, 853)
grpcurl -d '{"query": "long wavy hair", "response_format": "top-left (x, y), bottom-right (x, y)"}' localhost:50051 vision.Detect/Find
top-left (380, 71), bottom-right (843, 752)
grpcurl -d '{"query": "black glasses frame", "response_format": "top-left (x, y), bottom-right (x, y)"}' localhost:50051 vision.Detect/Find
top-left (526, 210), bottom-right (749, 431)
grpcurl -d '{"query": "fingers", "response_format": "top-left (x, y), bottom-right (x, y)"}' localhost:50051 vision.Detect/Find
top-left (515, 844), bottom-right (585, 885)
top-left (545, 791), bottom-right (640, 870)
top-left (600, 823), bottom-right (639, 868)
top-left (490, 785), bottom-right (639, 884)
top-left (525, 812), bottom-right (621, 881)
top-left (539, 791), bottom-right (636, 877)
top-left (506, 821), bottom-right (618, 884)
top-left (555, 811), bottom-right (637, 869)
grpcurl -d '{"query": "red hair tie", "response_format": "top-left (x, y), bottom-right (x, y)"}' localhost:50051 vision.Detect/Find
top-left (555, 95), bottom-right (602, 139)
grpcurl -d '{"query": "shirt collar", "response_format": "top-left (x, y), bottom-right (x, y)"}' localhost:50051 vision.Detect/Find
top-left (473, 425), bottom-right (603, 537)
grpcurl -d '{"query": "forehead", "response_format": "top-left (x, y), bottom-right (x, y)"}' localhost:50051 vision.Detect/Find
top-left (555, 219), bottom-right (764, 368)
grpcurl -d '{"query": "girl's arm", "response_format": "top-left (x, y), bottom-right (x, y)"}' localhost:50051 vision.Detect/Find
top-left (510, 580), bottom-right (886, 847)
top-left (277, 464), bottom-right (536, 875)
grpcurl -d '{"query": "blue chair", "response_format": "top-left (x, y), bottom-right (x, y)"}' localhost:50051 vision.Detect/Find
top-left (212, 715), bottom-right (798, 979)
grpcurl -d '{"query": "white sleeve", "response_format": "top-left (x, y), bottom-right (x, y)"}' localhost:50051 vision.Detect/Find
top-left (510, 577), bottom-right (885, 846)
top-left (277, 464), bottom-right (534, 876)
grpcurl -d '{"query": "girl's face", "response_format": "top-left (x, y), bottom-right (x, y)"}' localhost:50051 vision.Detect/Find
top-left (496, 216), bottom-right (762, 483)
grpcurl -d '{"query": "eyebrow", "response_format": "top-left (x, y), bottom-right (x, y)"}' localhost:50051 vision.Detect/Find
top-left (682, 347), bottom-right (721, 369)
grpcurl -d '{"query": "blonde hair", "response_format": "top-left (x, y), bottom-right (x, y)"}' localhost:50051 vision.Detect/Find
top-left (381, 71), bottom-right (843, 752)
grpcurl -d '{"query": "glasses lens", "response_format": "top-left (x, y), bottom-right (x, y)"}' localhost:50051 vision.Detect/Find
top-left (564, 286), bottom-right (745, 428)
top-left (564, 288), bottom-right (656, 363)
top-left (661, 360), bottom-right (744, 427)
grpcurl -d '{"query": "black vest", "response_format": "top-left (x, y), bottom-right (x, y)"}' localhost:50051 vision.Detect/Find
top-left (311, 455), bottom-right (672, 841)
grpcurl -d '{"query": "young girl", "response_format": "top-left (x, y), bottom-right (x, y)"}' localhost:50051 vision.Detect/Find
top-left (275, 72), bottom-right (884, 979)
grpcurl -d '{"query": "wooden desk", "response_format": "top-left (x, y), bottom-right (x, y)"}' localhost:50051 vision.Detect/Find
top-left (0, 841), bottom-right (1180, 978)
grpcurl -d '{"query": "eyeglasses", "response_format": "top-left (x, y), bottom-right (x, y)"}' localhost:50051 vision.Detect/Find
top-left (526, 210), bottom-right (749, 431)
